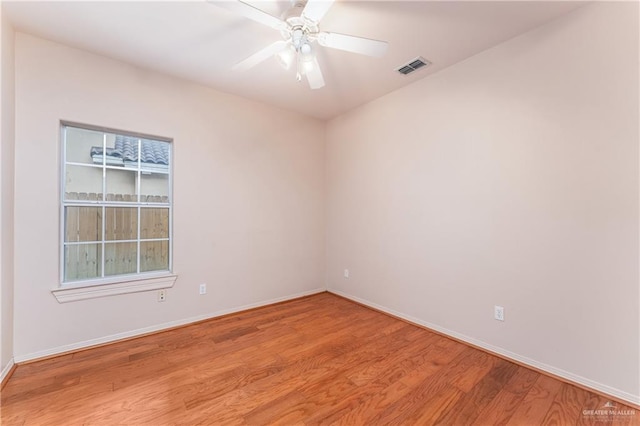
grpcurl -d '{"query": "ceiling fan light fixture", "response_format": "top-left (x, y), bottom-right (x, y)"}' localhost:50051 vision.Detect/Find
top-left (276, 45), bottom-right (295, 69)
top-left (300, 42), bottom-right (312, 56)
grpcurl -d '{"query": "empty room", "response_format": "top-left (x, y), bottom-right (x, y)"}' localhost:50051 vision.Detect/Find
top-left (0, 0), bottom-right (638, 424)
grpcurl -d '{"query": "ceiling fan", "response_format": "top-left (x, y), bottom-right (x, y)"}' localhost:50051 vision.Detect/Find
top-left (214, 0), bottom-right (389, 89)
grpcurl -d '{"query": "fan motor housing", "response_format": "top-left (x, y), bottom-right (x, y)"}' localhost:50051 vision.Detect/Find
top-left (281, 1), bottom-right (319, 37)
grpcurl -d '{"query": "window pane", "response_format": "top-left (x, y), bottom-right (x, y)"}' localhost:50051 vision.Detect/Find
top-left (140, 173), bottom-right (169, 202)
top-left (140, 208), bottom-right (169, 239)
top-left (65, 127), bottom-right (111, 165)
top-left (105, 207), bottom-right (137, 241)
top-left (64, 244), bottom-right (102, 281)
top-left (139, 139), bottom-right (170, 172)
top-left (106, 168), bottom-right (137, 202)
top-left (65, 207), bottom-right (102, 242)
top-left (115, 137), bottom-right (170, 172)
top-left (65, 165), bottom-right (103, 200)
top-left (104, 242), bottom-right (137, 276)
top-left (140, 241), bottom-right (169, 273)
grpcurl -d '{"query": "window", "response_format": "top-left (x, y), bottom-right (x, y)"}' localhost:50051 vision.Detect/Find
top-left (60, 123), bottom-right (173, 288)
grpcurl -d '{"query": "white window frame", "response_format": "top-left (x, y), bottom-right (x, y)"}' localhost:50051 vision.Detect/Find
top-left (53, 122), bottom-right (176, 303)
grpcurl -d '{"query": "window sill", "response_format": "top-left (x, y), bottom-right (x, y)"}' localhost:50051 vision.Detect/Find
top-left (51, 273), bottom-right (178, 303)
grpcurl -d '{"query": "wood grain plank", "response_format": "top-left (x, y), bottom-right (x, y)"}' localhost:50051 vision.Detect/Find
top-left (541, 383), bottom-right (591, 425)
top-left (433, 357), bottom-right (519, 424)
top-left (507, 374), bottom-right (564, 425)
top-left (471, 366), bottom-right (539, 425)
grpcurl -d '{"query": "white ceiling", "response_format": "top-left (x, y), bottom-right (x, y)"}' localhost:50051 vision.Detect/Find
top-left (4, 1), bottom-right (586, 120)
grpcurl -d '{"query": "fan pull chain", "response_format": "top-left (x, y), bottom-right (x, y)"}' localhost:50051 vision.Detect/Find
top-left (296, 52), bottom-right (302, 82)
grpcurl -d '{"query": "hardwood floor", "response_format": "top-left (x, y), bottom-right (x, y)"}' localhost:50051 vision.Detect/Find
top-left (1, 292), bottom-right (637, 425)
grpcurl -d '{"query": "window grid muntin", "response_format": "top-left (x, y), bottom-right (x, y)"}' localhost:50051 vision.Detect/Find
top-left (101, 133), bottom-right (107, 277)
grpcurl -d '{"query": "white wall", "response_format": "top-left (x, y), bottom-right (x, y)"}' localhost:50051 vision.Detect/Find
top-left (326, 2), bottom-right (639, 404)
top-left (13, 33), bottom-right (325, 359)
top-left (0, 4), bottom-right (15, 378)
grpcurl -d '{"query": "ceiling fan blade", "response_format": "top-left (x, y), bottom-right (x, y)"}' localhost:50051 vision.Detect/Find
top-left (318, 32), bottom-right (388, 57)
top-left (305, 56), bottom-right (325, 90)
top-left (213, 0), bottom-right (286, 31)
top-left (301, 0), bottom-right (335, 24)
top-left (233, 40), bottom-right (287, 71)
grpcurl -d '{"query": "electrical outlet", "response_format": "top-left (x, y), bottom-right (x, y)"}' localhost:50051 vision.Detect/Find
top-left (494, 305), bottom-right (504, 321)
top-left (199, 283), bottom-right (207, 295)
top-left (158, 289), bottom-right (166, 302)
top-left (344, 269), bottom-right (349, 279)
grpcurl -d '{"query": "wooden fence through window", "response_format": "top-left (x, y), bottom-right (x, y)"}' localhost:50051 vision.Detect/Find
top-left (64, 192), bottom-right (169, 281)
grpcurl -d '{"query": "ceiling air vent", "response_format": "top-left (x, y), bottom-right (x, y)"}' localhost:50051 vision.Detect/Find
top-left (396, 57), bottom-right (430, 75)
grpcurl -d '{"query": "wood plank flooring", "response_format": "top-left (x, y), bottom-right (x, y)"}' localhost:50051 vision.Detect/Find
top-left (1, 292), bottom-right (637, 425)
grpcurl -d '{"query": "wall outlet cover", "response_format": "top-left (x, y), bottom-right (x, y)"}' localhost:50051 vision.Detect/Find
top-left (494, 305), bottom-right (504, 321)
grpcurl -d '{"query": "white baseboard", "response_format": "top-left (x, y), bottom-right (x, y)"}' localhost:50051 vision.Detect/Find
top-left (1, 358), bottom-right (15, 383)
top-left (328, 288), bottom-right (640, 407)
top-left (14, 288), bottom-right (325, 364)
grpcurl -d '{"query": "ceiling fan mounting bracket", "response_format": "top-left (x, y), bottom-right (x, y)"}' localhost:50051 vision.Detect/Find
top-left (281, 1), bottom-right (319, 42)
